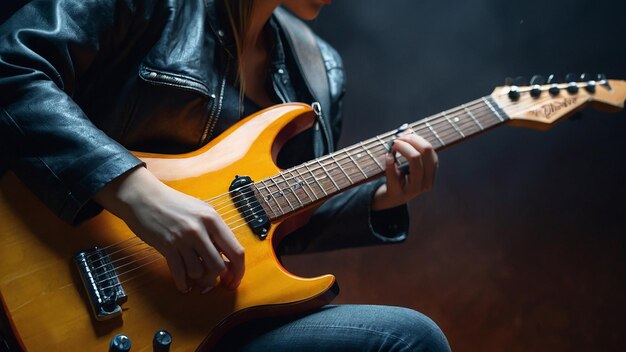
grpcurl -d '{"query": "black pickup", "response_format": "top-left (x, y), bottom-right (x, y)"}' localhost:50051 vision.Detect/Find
top-left (229, 175), bottom-right (270, 240)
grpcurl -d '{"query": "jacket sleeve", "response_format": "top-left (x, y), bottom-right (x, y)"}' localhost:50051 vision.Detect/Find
top-left (278, 38), bottom-right (410, 255)
top-left (0, 0), bottom-right (157, 223)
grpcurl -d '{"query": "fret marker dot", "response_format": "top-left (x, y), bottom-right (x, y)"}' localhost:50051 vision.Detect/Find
top-left (454, 117), bottom-right (460, 122)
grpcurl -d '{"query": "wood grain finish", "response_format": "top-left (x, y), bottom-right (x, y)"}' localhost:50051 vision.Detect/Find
top-left (1, 81), bottom-right (624, 350)
top-left (0, 103), bottom-right (336, 351)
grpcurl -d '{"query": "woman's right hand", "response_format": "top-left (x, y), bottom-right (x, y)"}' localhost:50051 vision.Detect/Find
top-left (93, 167), bottom-right (245, 293)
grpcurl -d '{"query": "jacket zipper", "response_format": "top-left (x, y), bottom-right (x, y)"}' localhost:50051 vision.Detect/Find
top-left (200, 61), bottom-right (229, 146)
top-left (140, 67), bottom-right (211, 97)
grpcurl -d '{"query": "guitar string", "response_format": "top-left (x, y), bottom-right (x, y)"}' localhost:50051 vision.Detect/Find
top-left (199, 81), bottom-right (594, 208)
top-left (196, 79), bottom-right (595, 207)
top-left (92, 88), bottom-right (583, 282)
top-left (88, 92), bottom-right (552, 267)
top-left (85, 96), bottom-right (496, 261)
top-left (93, 93), bottom-right (559, 283)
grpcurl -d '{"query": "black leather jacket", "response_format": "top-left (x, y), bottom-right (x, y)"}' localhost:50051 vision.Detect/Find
top-left (0, 0), bottom-right (408, 253)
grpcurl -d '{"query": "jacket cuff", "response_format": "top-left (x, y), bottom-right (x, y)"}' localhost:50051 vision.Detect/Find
top-left (366, 178), bottom-right (409, 243)
top-left (60, 152), bottom-right (144, 224)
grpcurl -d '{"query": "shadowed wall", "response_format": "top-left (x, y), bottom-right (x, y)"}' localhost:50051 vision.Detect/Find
top-left (283, 1), bottom-right (626, 351)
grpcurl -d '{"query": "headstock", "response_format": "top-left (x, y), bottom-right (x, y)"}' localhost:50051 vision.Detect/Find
top-left (490, 74), bottom-right (626, 130)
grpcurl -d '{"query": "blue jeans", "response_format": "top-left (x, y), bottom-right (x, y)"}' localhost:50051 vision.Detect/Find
top-left (215, 305), bottom-right (451, 351)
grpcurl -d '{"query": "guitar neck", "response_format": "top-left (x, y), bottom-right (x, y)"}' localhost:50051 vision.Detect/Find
top-left (253, 96), bottom-right (510, 219)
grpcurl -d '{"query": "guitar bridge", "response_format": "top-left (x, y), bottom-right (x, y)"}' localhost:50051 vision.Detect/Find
top-left (74, 247), bottom-right (127, 321)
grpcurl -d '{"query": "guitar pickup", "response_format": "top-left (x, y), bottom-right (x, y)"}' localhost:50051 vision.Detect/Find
top-left (74, 248), bottom-right (127, 321)
top-left (230, 175), bottom-right (270, 240)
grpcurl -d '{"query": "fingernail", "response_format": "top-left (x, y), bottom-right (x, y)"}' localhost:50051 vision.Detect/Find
top-left (201, 285), bottom-right (215, 294)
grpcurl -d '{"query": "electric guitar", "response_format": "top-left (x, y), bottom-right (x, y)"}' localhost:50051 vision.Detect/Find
top-left (1, 76), bottom-right (624, 351)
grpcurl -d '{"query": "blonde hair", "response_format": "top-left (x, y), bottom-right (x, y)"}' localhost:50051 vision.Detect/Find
top-left (224, 0), bottom-right (254, 106)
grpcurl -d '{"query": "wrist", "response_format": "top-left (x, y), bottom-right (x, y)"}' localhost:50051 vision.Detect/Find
top-left (372, 183), bottom-right (397, 211)
top-left (93, 166), bottom-right (157, 218)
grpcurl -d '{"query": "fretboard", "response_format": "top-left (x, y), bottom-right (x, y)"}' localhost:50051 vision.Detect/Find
top-left (253, 96), bottom-right (509, 219)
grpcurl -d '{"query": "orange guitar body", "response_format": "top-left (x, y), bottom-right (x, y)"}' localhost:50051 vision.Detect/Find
top-left (0, 103), bottom-right (337, 351)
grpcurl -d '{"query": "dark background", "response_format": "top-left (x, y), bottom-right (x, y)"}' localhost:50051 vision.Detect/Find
top-left (2, 0), bottom-right (626, 351)
top-left (283, 0), bottom-right (626, 351)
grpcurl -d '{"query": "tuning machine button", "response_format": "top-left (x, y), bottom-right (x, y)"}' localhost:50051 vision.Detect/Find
top-left (109, 334), bottom-right (131, 352)
top-left (563, 73), bottom-right (579, 94)
top-left (529, 75), bottom-right (545, 98)
top-left (597, 73), bottom-right (611, 89)
top-left (153, 330), bottom-right (172, 352)
top-left (579, 73), bottom-right (596, 93)
top-left (566, 82), bottom-right (579, 94)
top-left (548, 85), bottom-right (561, 96)
top-left (508, 86), bottom-right (520, 101)
top-left (546, 74), bottom-right (560, 96)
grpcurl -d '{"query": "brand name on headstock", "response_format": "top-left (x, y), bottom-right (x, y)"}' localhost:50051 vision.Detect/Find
top-left (530, 97), bottom-right (578, 119)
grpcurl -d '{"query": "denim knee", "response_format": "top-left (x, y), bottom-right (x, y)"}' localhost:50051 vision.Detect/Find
top-left (386, 306), bottom-right (451, 352)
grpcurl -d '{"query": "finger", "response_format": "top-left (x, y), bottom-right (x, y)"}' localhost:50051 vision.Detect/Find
top-left (399, 134), bottom-right (438, 191)
top-left (193, 233), bottom-right (227, 280)
top-left (384, 149), bottom-right (403, 195)
top-left (195, 274), bottom-right (218, 294)
top-left (163, 248), bottom-right (189, 293)
top-left (219, 257), bottom-right (239, 291)
top-left (204, 214), bottom-right (245, 289)
top-left (180, 244), bottom-right (205, 280)
top-left (392, 139), bottom-right (423, 195)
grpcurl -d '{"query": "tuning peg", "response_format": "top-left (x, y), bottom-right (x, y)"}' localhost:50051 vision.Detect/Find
top-left (565, 73), bottom-right (578, 83)
top-left (563, 73), bottom-right (579, 94)
top-left (547, 74), bottom-right (560, 84)
top-left (530, 75), bottom-right (546, 85)
top-left (508, 86), bottom-right (520, 101)
top-left (579, 73), bottom-right (596, 93)
top-left (513, 76), bottom-right (528, 86)
top-left (505, 77), bottom-right (514, 86)
top-left (597, 73), bottom-right (611, 88)
top-left (547, 74), bottom-right (561, 95)
top-left (529, 75), bottom-right (545, 98)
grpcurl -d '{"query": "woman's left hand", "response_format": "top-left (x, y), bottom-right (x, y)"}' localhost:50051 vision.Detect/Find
top-left (372, 132), bottom-right (438, 211)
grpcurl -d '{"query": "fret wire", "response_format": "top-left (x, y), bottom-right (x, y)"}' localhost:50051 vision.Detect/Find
top-left (482, 97), bottom-right (504, 122)
top-left (261, 99), bottom-right (508, 214)
top-left (269, 176), bottom-right (294, 211)
top-left (330, 153), bottom-right (354, 185)
top-left (292, 167), bottom-right (316, 203)
top-left (444, 105), bottom-right (483, 138)
top-left (425, 121), bottom-right (445, 146)
top-left (442, 111), bottom-right (465, 138)
top-left (359, 141), bottom-right (385, 171)
top-left (254, 96), bottom-right (514, 218)
top-left (314, 159), bottom-right (340, 192)
top-left (259, 179), bottom-right (285, 216)
top-left (346, 149), bottom-right (368, 178)
top-left (462, 103), bottom-right (484, 130)
top-left (280, 172), bottom-right (305, 207)
top-left (375, 135), bottom-right (391, 153)
top-left (251, 184), bottom-right (276, 219)
top-left (303, 162), bottom-right (328, 196)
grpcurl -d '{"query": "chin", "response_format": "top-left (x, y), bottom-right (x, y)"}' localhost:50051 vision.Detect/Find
top-left (282, 1), bottom-right (325, 21)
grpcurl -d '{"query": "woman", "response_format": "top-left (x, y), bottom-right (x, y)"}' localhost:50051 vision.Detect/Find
top-left (0, 0), bottom-right (450, 350)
